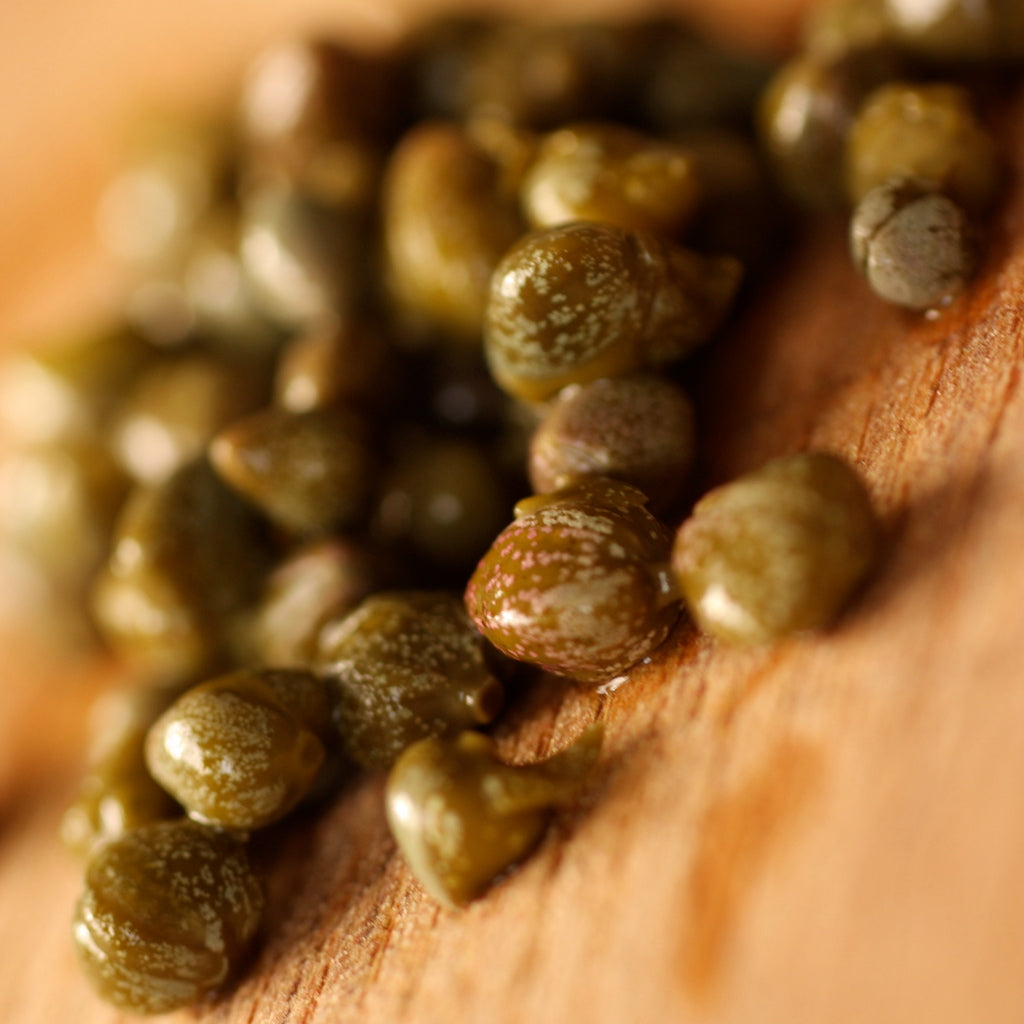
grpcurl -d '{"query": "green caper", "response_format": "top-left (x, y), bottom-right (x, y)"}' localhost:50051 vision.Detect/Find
top-left (315, 590), bottom-right (504, 770)
top-left (671, 452), bottom-right (881, 644)
top-left (845, 81), bottom-right (1001, 211)
top-left (483, 221), bottom-right (741, 403)
top-left (520, 122), bottom-right (699, 237)
top-left (381, 120), bottom-right (525, 344)
top-left (91, 457), bottom-right (269, 684)
top-left (849, 177), bottom-right (975, 309)
top-left (145, 668), bottom-right (334, 830)
top-left (465, 477), bottom-right (681, 684)
top-left (61, 685), bottom-right (182, 858)
top-left (72, 819), bottom-right (264, 1014)
top-left (386, 724), bottom-right (602, 907)
top-left (210, 405), bottom-right (375, 536)
top-left (527, 372), bottom-right (696, 514)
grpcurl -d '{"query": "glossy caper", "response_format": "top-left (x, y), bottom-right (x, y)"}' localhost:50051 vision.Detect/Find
top-left (387, 725), bottom-right (602, 907)
top-left (484, 221), bottom-right (741, 403)
top-left (145, 668), bottom-right (334, 829)
top-left (849, 177), bottom-right (975, 309)
top-left (72, 819), bottom-right (263, 1014)
top-left (466, 477), bottom-right (681, 684)
top-left (315, 590), bottom-right (504, 770)
top-left (527, 372), bottom-right (696, 514)
top-left (671, 452), bottom-right (880, 644)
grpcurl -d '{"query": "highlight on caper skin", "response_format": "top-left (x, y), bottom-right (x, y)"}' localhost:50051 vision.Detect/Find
top-left (671, 452), bottom-right (880, 645)
top-left (484, 221), bottom-right (741, 403)
top-left (315, 590), bottom-right (505, 770)
top-left (145, 668), bottom-right (334, 830)
top-left (465, 477), bottom-right (681, 685)
top-left (386, 724), bottom-right (603, 907)
top-left (72, 819), bottom-right (264, 1015)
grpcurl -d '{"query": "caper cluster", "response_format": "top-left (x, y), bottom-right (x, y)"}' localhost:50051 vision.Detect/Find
top-left (760, 0), bottom-right (1020, 310)
top-left (5, 3), bottom-right (1013, 1015)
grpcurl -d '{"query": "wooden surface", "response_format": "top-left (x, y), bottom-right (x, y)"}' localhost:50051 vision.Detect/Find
top-left (4, 1), bottom-right (1024, 1022)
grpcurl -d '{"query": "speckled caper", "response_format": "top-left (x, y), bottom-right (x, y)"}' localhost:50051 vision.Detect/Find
top-left (382, 121), bottom-right (525, 344)
top-left (210, 405), bottom-right (375, 536)
top-left (527, 372), bottom-right (696, 513)
top-left (520, 122), bottom-right (699, 237)
top-left (757, 49), bottom-right (904, 209)
top-left (465, 477), bottom-right (680, 684)
top-left (145, 668), bottom-right (334, 830)
top-left (72, 819), bottom-right (264, 1014)
top-left (484, 221), bottom-right (741, 403)
top-left (315, 590), bottom-right (504, 770)
top-left (91, 457), bottom-right (269, 684)
top-left (386, 724), bottom-right (602, 907)
top-left (61, 685), bottom-right (182, 858)
top-left (845, 82), bottom-right (1001, 212)
top-left (671, 452), bottom-right (880, 644)
top-left (849, 177), bottom-right (975, 309)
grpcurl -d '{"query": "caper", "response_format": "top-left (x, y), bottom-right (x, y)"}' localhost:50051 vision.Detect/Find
top-left (527, 372), bottom-right (696, 513)
top-left (145, 668), bottom-right (334, 830)
top-left (671, 452), bottom-right (881, 644)
top-left (210, 405), bottom-right (375, 537)
top-left (381, 121), bottom-right (525, 344)
top-left (484, 221), bottom-right (741, 403)
top-left (72, 819), bottom-right (264, 1014)
top-left (315, 590), bottom-right (504, 770)
top-left (61, 685), bottom-right (182, 857)
top-left (845, 81), bottom-right (1001, 211)
top-left (386, 724), bottom-right (602, 907)
top-left (91, 457), bottom-right (269, 684)
top-left (849, 176), bottom-right (975, 309)
top-left (520, 122), bottom-right (699, 237)
top-left (465, 477), bottom-right (680, 684)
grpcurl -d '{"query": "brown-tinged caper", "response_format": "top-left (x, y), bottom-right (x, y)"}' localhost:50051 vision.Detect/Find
top-left (519, 122), bottom-right (699, 237)
top-left (845, 82), bottom-right (1001, 211)
top-left (849, 177), bottom-right (975, 309)
top-left (465, 477), bottom-right (680, 684)
top-left (386, 724), bottom-right (602, 907)
top-left (484, 221), bottom-right (741, 403)
top-left (72, 819), bottom-right (264, 1014)
top-left (91, 457), bottom-right (269, 684)
top-left (145, 668), bottom-right (334, 830)
top-left (527, 372), bottom-right (696, 513)
top-left (315, 590), bottom-right (504, 770)
top-left (382, 121), bottom-right (526, 344)
top-left (61, 685), bottom-right (182, 857)
top-left (671, 452), bottom-right (880, 644)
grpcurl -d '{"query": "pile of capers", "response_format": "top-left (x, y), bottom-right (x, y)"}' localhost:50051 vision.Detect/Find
top-left (1, 1), bottom-right (1017, 1014)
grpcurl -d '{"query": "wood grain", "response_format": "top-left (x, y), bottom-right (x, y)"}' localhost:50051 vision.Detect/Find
top-left (3, 2), bottom-right (1024, 1023)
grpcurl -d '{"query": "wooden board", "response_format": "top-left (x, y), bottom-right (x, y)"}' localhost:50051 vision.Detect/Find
top-left (3, 2), bottom-right (1024, 1022)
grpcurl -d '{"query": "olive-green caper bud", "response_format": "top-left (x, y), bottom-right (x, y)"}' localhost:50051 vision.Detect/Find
top-left (849, 177), bottom-right (975, 310)
top-left (108, 351), bottom-right (268, 485)
top-left (520, 122), bottom-right (699, 237)
top-left (386, 724), bottom-right (603, 907)
top-left (466, 477), bottom-right (681, 684)
top-left (484, 222), bottom-right (741, 403)
top-left (315, 590), bottom-right (504, 770)
top-left (757, 49), bottom-right (904, 209)
top-left (61, 685), bottom-right (182, 858)
top-left (72, 819), bottom-right (263, 1014)
top-left (845, 82), bottom-right (1001, 212)
top-left (210, 405), bottom-right (375, 537)
top-left (253, 537), bottom-right (383, 668)
top-left (527, 373), bottom-right (696, 513)
top-left (145, 668), bottom-right (334, 830)
top-left (91, 457), bottom-right (269, 684)
top-left (382, 121), bottom-right (525, 344)
top-left (671, 452), bottom-right (880, 644)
